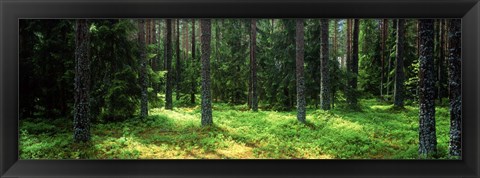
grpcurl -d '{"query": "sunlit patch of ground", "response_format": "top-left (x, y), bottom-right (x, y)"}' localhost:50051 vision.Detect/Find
top-left (19, 99), bottom-right (455, 159)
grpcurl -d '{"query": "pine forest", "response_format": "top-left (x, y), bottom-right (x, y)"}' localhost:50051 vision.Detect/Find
top-left (19, 18), bottom-right (461, 159)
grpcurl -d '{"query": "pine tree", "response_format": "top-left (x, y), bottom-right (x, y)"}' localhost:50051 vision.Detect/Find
top-left (201, 19), bottom-right (213, 126)
top-left (73, 19), bottom-right (91, 142)
top-left (418, 19), bottom-right (437, 158)
top-left (250, 18), bottom-right (259, 112)
top-left (191, 19), bottom-right (197, 104)
top-left (320, 19), bottom-right (330, 110)
top-left (296, 19), bottom-right (306, 122)
top-left (165, 19), bottom-right (173, 110)
top-left (176, 19), bottom-right (182, 101)
top-left (394, 19), bottom-right (405, 107)
top-left (380, 19), bottom-right (388, 99)
top-left (447, 19), bottom-right (461, 157)
top-left (347, 19), bottom-right (359, 108)
top-left (138, 19), bottom-right (149, 117)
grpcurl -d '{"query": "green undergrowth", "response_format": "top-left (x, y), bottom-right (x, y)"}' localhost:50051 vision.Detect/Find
top-left (19, 99), bottom-right (454, 159)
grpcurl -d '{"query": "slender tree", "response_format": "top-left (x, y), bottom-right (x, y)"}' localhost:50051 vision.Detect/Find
top-left (200, 19), bottom-right (213, 126)
top-left (191, 19), bottom-right (196, 104)
top-left (438, 19), bottom-right (445, 101)
top-left (394, 19), bottom-right (405, 107)
top-left (345, 19), bottom-right (352, 95)
top-left (138, 19), bottom-right (149, 117)
top-left (380, 19), bottom-right (388, 99)
top-left (74, 19), bottom-right (91, 142)
top-left (448, 19), bottom-right (461, 157)
top-left (165, 19), bottom-right (173, 110)
top-left (418, 19), bottom-right (437, 158)
top-left (320, 19), bottom-right (330, 110)
top-left (176, 19), bottom-right (182, 101)
top-left (347, 19), bottom-right (359, 108)
top-left (387, 19), bottom-right (398, 98)
top-left (146, 19), bottom-right (151, 44)
top-left (250, 18), bottom-right (258, 112)
top-left (296, 19), bottom-right (306, 123)
top-left (331, 19), bottom-right (338, 109)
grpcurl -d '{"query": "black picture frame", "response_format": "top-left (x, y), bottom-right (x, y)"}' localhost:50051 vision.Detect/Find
top-left (1, 0), bottom-right (479, 177)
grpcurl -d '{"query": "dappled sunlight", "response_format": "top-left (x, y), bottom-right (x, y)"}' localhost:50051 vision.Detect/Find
top-left (20, 98), bottom-right (454, 159)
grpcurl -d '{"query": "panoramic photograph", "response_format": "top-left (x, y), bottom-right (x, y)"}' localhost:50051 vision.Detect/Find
top-left (19, 18), bottom-right (461, 159)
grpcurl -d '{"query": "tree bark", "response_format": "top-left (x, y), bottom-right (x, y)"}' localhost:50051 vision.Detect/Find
top-left (347, 19), bottom-right (359, 108)
top-left (176, 19), bottom-right (182, 101)
top-left (295, 19), bottom-right (306, 123)
top-left (394, 19), bottom-right (405, 107)
top-left (418, 19), bottom-right (437, 158)
top-left (380, 19), bottom-right (388, 99)
top-left (250, 19), bottom-right (258, 112)
top-left (138, 19), bottom-right (149, 118)
top-left (191, 19), bottom-right (196, 104)
top-left (346, 19), bottom-right (352, 95)
top-left (438, 19), bottom-right (445, 101)
top-left (200, 19), bottom-right (213, 126)
top-left (447, 19), bottom-right (461, 157)
top-left (320, 19), bottom-right (330, 110)
top-left (165, 19), bottom-right (173, 110)
top-left (74, 19), bottom-right (91, 142)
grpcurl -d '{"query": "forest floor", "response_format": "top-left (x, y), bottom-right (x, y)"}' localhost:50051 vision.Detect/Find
top-left (20, 98), bottom-right (455, 159)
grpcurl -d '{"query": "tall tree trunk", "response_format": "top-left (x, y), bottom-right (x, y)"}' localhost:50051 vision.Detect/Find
top-left (146, 19), bottom-right (150, 44)
top-left (191, 19), bottom-right (196, 104)
top-left (151, 19), bottom-right (156, 45)
top-left (200, 19), bottom-right (213, 126)
top-left (165, 19), bottom-right (173, 110)
top-left (250, 19), bottom-right (258, 112)
top-left (438, 19), bottom-right (445, 101)
top-left (387, 19), bottom-right (397, 98)
top-left (139, 19), bottom-right (149, 117)
top-left (418, 19), bottom-right (437, 158)
top-left (176, 19), bottom-right (182, 101)
top-left (332, 19), bottom-right (338, 109)
top-left (347, 19), bottom-right (359, 108)
top-left (295, 19), bottom-right (306, 123)
top-left (74, 19), bottom-right (91, 142)
top-left (394, 19), bottom-right (405, 107)
top-left (447, 19), bottom-right (461, 157)
top-left (320, 19), bottom-right (330, 110)
top-left (380, 19), bottom-right (388, 99)
top-left (346, 19), bottom-right (352, 95)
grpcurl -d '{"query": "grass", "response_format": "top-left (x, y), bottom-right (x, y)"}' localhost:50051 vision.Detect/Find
top-left (19, 98), bottom-right (454, 159)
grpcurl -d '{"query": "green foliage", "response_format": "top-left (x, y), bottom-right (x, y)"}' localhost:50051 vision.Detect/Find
top-left (90, 19), bottom-right (141, 122)
top-left (20, 99), bottom-right (455, 159)
top-left (358, 19), bottom-right (382, 95)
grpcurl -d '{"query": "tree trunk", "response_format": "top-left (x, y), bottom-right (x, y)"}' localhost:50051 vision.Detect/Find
top-left (146, 19), bottom-right (150, 44)
top-left (200, 19), bottom-right (213, 126)
top-left (320, 19), bottom-right (330, 110)
top-left (74, 19), bottom-right (91, 142)
top-left (380, 19), bottom-right (388, 99)
top-left (447, 19), bottom-right (461, 157)
top-left (332, 19), bottom-right (338, 109)
top-left (165, 19), bottom-right (173, 110)
top-left (347, 19), bottom-right (359, 108)
top-left (176, 19), bottom-right (182, 101)
top-left (438, 19), bottom-right (445, 101)
top-left (394, 19), bottom-right (405, 107)
top-left (346, 19), bottom-right (352, 95)
top-left (250, 19), bottom-right (258, 112)
top-left (418, 19), bottom-right (437, 158)
top-left (191, 19), bottom-right (196, 104)
top-left (387, 19), bottom-right (397, 98)
top-left (139, 19), bottom-right (149, 117)
top-left (295, 19), bottom-right (306, 123)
